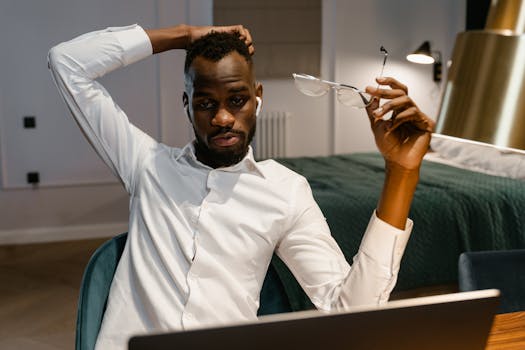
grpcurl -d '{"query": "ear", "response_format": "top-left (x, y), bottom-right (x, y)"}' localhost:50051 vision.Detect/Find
top-left (255, 82), bottom-right (263, 117)
top-left (255, 82), bottom-right (263, 99)
top-left (255, 97), bottom-right (262, 117)
top-left (182, 92), bottom-right (191, 121)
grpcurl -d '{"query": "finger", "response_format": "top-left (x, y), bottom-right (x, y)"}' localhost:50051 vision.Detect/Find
top-left (365, 85), bottom-right (406, 100)
top-left (241, 28), bottom-right (253, 46)
top-left (192, 25), bottom-right (239, 42)
top-left (365, 96), bottom-right (380, 114)
top-left (371, 95), bottom-right (412, 120)
top-left (215, 25), bottom-right (247, 39)
top-left (209, 25), bottom-right (255, 55)
top-left (388, 108), bottom-right (419, 133)
top-left (219, 24), bottom-right (245, 33)
top-left (223, 25), bottom-right (251, 43)
top-left (227, 25), bottom-right (255, 55)
top-left (388, 108), bottom-right (435, 134)
top-left (365, 97), bottom-right (381, 124)
top-left (376, 77), bottom-right (408, 94)
top-left (242, 28), bottom-right (255, 55)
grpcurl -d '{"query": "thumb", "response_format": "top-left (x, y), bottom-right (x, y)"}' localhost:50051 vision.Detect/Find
top-left (366, 97), bottom-right (380, 122)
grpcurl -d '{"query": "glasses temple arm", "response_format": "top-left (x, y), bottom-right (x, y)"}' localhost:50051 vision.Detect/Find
top-left (340, 83), bottom-right (361, 91)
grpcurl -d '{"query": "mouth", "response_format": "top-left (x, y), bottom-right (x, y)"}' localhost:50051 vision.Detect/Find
top-left (210, 131), bottom-right (243, 147)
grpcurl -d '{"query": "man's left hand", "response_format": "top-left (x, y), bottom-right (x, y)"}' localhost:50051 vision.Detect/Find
top-left (365, 77), bottom-right (435, 171)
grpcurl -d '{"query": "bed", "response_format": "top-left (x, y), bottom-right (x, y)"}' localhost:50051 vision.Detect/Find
top-left (266, 143), bottom-right (525, 312)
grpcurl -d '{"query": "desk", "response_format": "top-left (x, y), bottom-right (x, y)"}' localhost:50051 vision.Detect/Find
top-left (486, 311), bottom-right (525, 349)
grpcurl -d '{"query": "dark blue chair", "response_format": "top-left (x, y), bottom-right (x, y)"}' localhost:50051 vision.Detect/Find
top-left (76, 232), bottom-right (292, 350)
top-left (458, 249), bottom-right (525, 314)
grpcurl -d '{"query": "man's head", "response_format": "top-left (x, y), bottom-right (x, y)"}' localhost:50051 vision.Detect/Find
top-left (183, 31), bottom-right (262, 169)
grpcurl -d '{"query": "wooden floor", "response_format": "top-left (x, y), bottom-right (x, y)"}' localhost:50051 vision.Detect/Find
top-left (0, 238), bottom-right (107, 350)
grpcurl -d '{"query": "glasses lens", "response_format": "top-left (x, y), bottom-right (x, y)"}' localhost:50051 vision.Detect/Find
top-left (336, 88), bottom-right (371, 108)
top-left (293, 74), bottom-right (330, 97)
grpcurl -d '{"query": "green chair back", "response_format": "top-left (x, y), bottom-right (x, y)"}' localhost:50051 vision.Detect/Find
top-left (76, 232), bottom-right (291, 350)
top-left (76, 232), bottom-right (127, 350)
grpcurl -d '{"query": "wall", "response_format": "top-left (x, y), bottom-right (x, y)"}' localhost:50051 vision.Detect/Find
top-left (255, 0), bottom-right (465, 156)
top-left (327, 0), bottom-right (466, 153)
top-left (214, 0), bottom-right (322, 78)
top-left (0, 0), bottom-right (211, 243)
top-left (0, 0), bottom-right (465, 243)
top-left (213, 0), bottom-right (331, 158)
top-left (257, 79), bottom-right (331, 157)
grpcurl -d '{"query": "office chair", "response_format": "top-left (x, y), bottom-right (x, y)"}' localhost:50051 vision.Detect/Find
top-left (458, 249), bottom-right (525, 314)
top-left (76, 232), bottom-right (291, 350)
top-left (76, 232), bottom-right (127, 350)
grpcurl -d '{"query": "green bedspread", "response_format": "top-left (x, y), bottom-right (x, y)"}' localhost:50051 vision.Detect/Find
top-left (273, 152), bottom-right (525, 311)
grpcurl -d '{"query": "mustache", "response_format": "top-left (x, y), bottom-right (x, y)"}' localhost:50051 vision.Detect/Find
top-left (208, 128), bottom-right (245, 139)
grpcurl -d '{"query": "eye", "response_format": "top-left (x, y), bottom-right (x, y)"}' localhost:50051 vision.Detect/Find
top-left (194, 99), bottom-right (217, 111)
top-left (230, 95), bottom-right (247, 107)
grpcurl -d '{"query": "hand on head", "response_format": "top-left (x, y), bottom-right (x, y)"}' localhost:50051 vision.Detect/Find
top-left (364, 77), bottom-right (435, 171)
top-left (188, 25), bottom-right (254, 55)
top-left (145, 24), bottom-right (254, 55)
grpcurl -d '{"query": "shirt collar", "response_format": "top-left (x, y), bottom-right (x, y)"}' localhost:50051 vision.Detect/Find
top-left (176, 142), bottom-right (266, 179)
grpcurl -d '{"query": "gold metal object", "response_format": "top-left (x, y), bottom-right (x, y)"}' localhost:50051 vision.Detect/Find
top-left (486, 0), bottom-right (525, 34)
top-left (436, 0), bottom-right (525, 151)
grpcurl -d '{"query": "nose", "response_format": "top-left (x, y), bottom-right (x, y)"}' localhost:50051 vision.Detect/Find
top-left (211, 107), bottom-right (235, 128)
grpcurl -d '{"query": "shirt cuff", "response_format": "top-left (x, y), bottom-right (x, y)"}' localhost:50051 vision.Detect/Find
top-left (110, 24), bottom-right (153, 66)
top-left (358, 211), bottom-right (413, 272)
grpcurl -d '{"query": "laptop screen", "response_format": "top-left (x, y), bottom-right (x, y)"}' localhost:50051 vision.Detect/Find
top-left (129, 289), bottom-right (499, 350)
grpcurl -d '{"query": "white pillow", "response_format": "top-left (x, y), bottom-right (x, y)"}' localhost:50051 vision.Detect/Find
top-left (428, 135), bottom-right (525, 179)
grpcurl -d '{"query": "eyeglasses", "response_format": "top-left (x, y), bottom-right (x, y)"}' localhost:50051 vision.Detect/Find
top-left (292, 73), bottom-right (372, 108)
top-left (293, 46), bottom-right (389, 109)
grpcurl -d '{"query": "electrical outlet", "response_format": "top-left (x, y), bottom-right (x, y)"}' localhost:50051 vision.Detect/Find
top-left (23, 116), bottom-right (36, 129)
top-left (27, 172), bottom-right (40, 184)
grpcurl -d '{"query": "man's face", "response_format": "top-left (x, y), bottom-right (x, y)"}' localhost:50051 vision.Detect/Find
top-left (184, 52), bottom-right (262, 168)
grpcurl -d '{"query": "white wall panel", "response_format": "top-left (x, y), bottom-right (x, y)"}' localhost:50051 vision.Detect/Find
top-left (328, 0), bottom-right (465, 154)
top-left (0, 0), bottom-right (161, 188)
top-left (0, 0), bottom-right (465, 240)
top-left (0, 0), bottom-right (210, 239)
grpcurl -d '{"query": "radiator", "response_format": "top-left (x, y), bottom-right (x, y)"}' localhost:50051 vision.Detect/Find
top-left (253, 111), bottom-right (291, 160)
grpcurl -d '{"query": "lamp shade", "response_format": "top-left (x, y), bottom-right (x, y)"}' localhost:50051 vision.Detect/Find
top-left (406, 41), bottom-right (435, 64)
top-left (436, 0), bottom-right (525, 153)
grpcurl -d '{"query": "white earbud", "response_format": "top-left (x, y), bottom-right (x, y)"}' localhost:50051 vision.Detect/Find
top-left (255, 97), bottom-right (262, 117)
top-left (184, 105), bottom-right (190, 118)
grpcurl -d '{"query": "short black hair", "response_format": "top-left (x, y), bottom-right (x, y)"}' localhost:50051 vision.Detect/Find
top-left (184, 31), bottom-right (252, 73)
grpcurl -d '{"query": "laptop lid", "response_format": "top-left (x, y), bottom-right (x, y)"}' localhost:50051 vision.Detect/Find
top-left (128, 289), bottom-right (500, 350)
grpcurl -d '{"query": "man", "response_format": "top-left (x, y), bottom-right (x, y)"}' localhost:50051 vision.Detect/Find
top-left (48, 23), bottom-right (434, 349)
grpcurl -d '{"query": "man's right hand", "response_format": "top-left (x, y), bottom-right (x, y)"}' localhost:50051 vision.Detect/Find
top-left (145, 24), bottom-right (253, 55)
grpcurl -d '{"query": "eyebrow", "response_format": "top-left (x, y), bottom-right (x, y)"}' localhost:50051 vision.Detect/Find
top-left (193, 85), bottom-right (250, 98)
top-left (193, 91), bottom-right (212, 98)
top-left (227, 86), bottom-right (249, 93)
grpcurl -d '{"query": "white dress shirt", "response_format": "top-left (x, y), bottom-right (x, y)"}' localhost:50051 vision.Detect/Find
top-left (48, 24), bottom-right (413, 350)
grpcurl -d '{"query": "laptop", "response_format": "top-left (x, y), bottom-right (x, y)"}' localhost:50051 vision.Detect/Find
top-left (129, 289), bottom-right (500, 350)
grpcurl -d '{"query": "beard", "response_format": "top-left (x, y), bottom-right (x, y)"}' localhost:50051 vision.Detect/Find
top-left (193, 124), bottom-right (256, 168)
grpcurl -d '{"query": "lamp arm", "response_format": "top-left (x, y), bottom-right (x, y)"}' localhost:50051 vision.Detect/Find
top-left (432, 50), bottom-right (442, 63)
top-left (432, 51), bottom-right (443, 82)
